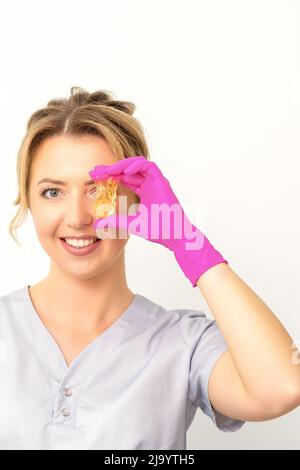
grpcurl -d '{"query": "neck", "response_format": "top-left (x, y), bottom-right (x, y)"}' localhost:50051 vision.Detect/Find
top-left (30, 252), bottom-right (135, 333)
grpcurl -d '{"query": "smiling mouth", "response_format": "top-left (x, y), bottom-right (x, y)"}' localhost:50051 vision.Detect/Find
top-left (59, 238), bottom-right (101, 248)
top-left (59, 237), bottom-right (101, 244)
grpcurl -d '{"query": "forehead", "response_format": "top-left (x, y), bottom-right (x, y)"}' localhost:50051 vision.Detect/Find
top-left (30, 134), bottom-right (117, 180)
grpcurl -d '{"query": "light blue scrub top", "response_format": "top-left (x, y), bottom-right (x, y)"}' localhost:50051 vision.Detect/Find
top-left (0, 286), bottom-right (245, 450)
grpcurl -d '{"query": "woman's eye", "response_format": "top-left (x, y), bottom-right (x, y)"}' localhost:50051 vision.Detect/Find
top-left (41, 188), bottom-right (61, 199)
top-left (41, 188), bottom-right (98, 199)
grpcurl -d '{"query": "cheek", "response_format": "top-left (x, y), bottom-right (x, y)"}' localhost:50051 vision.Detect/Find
top-left (106, 238), bottom-right (128, 252)
top-left (97, 238), bottom-right (129, 270)
top-left (31, 207), bottom-right (60, 239)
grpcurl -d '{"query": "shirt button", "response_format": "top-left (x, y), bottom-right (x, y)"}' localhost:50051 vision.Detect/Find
top-left (61, 408), bottom-right (71, 417)
top-left (63, 387), bottom-right (72, 397)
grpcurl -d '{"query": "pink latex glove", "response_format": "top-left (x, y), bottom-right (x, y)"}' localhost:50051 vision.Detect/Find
top-left (88, 156), bottom-right (228, 287)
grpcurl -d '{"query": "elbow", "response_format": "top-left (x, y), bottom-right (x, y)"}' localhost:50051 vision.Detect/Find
top-left (263, 387), bottom-right (300, 419)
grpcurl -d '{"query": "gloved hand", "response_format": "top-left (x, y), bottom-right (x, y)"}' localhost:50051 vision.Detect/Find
top-left (88, 156), bottom-right (228, 287)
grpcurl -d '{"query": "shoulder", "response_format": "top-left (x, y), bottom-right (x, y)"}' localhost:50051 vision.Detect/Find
top-left (135, 294), bottom-right (216, 345)
top-left (0, 286), bottom-right (29, 315)
top-left (136, 294), bottom-right (208, 323)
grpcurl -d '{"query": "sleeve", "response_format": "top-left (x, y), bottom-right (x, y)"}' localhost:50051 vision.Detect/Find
top-left (180, 309), bottom-right (246, 432)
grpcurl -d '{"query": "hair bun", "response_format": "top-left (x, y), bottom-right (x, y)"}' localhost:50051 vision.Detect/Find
top-left (67, 86), bottom-right (136, 116)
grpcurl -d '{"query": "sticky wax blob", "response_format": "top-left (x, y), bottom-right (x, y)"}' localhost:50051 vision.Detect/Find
top-left (93, 177), bottom-right (118, 219)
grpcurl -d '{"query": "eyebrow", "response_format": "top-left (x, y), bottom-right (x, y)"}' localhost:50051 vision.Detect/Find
top-left (37, 178), bottom-right (96, 186)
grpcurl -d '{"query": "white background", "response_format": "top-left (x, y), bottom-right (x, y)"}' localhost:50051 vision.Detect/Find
top-left (0, 0), bottom-right (299, 449)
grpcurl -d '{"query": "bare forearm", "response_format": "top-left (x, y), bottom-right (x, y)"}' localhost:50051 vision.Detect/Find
top-left (196, 262), bottom-right (300, 405)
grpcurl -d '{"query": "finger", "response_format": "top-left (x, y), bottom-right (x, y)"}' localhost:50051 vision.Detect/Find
top-left (88, 167), bottom-right (110, 181)
top-left (115, 174), bottom-right (143, 195)
top-left (120, 173), bottom-right (144, 185)
top-left (88, 158), bottom-right (138, 180)
top-left (124, 159), bottom-right (163, 179)
top-left (104, 156), bottom-right (146, 176)
top-left (142, 160), bottom-right (164, 178)
top-left (123, 158), bottom-right (148, 175)
top-left (89, 157), bottom-right (148, 181)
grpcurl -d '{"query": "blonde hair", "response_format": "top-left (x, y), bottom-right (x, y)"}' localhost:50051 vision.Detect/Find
top-left (9, 86), bottom-right (150, 247)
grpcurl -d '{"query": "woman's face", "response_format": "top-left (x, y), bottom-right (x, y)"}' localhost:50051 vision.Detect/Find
top-left (28, 134), bottom-right (136, 280)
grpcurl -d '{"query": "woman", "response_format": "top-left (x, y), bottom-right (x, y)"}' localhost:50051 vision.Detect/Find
top-left (1, 86), bottom-right (299, 450)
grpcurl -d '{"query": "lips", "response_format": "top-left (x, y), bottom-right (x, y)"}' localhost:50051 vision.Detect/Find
top-left (59, 238), bottom-right (102, 256)
top-left (61, 238), bottom-right (97, 244)
top-left (60, 236), bottom-right (99, 240)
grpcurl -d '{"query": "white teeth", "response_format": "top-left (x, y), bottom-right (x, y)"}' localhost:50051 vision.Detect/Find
top-left (65, 238), bottom-right (96, 248)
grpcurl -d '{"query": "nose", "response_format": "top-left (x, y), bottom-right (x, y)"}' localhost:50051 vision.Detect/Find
top-left (65, 193), bottom-right (95, 230)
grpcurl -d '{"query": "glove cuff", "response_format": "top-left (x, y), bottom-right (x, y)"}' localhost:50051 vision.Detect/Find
top-left (169, 228), bottom-right (229, 287)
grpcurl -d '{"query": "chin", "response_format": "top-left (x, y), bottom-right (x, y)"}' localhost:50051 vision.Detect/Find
top-left (60, 264), bottom-right (108, 281)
